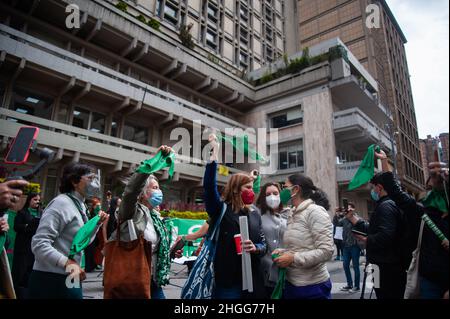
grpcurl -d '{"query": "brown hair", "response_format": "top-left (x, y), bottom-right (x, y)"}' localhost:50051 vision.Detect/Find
top-left (222, 173), bottom-right (253, 213)
top-left (256, 182), bottom-right (283, 214)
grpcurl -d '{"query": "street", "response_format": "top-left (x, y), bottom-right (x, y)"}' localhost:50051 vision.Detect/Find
top-left (82, 254), bottom-right (375, 299)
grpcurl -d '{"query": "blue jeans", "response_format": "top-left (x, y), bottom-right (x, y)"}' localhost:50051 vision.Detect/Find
top-left (343, 245), bottom-right (361, 288)
top-left (213, 286), bottom-right (242, 299)
top-left (420, 276), bottom-right (446, 299)
top-left (151, 280), bottom-right (166, 299)
top-left (283, 279), bottom-right (332, 299)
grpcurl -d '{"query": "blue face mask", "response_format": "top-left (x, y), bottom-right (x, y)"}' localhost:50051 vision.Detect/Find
top-left (370, 189), bottom-right (380, 202)
top-left (148, 190), bottom-right (163, 207)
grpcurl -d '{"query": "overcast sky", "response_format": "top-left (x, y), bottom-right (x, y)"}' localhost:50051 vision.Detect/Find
top-left (386, 0), bottom-right (449, 139)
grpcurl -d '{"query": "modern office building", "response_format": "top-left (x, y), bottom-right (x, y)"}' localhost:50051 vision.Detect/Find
top-left (1, 0), bottom-right (396, 218)
top-left (297, 0), bottom-right (424, 196)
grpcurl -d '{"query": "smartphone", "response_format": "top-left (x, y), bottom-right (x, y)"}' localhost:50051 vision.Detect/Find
top-left (170, 238), bottom-right (185, 259)
top-left (351, 229), bottom-right (368, 237)
top-left (4, 127), bottom-right (39, 165)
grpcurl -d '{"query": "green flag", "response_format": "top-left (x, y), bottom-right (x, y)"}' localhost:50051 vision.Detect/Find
top-left (68, 215), bottom-right (100, 259)
top-left (421, 190), bottom-right (448, 215)
top-left (271, 253), bottom-right (286, 299)
top-left (0, 233), bottom-right (5, 253)
top-left (136, 151), bottom-right (176, 179)
top-left (216, 132), bottom-right (267, 164)
top-left (348, 144), bottom-right (380, 191)
top-left (253, 174), bottom-right (261, 194)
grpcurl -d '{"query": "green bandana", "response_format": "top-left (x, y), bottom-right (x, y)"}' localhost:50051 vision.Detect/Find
top-left (68, 215), bottom-right (100, 259)
top-left (0, 233), bottom-right (5, 253)
top-left (149, 209), bottom-right (172, 286)
top-left (421, 189), bottom-right (448, 214)
top-left (348, 144), bottom-right (380, 190)
top-left (136, 151), bottom-right (176, 179)
top-left (28, 208), bottom-right (39, 218)
top-left (271, 253), bottom-right (286, 299)
top-left (216, 132), bottom-right (267, 164)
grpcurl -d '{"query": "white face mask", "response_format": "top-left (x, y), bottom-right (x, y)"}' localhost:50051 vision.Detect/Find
top-left (266, 194), bottom-right (281, 209)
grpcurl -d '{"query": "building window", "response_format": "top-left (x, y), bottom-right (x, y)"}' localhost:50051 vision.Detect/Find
top-left (207, 3), bottom-right (218, 22)
top-left (206, 28), bottom-right (217, 50)
top-left (12, 88), bottom-right (53, 121)
top-left (270, 107), bottom-right (303, 128)
top-left (164, 2), bottom-right (178, 25)
top-left (278, 142), bottom-right (304, 170)
top-left (90, 112), bottom-right (105, 134)
top-left (123, 122), bottom-right (148, 144)
top-left (72, 107), bottom-right (90, 130)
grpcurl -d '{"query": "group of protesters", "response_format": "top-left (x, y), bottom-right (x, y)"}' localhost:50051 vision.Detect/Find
top-left (0, 136), bottom-right (448, 300)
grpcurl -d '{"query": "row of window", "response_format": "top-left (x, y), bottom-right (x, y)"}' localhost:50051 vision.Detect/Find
top-left (155, 0), bottom-right (284, 69)
top-left (8, 87), bottom-right (149, 145)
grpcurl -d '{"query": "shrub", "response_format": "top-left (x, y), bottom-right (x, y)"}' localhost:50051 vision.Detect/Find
top-left (179, 24), bottom-right (195, 49)
top-left (328, 45), bottom-right (349, 62)
top-left (115, 1), bottom-right (128, 12)
top-left (147, 18), bottom-right (160, 30)
top-left (136, 14), bottom-right (147, 24)
top-left (260, 69), bottom-right (274, 85)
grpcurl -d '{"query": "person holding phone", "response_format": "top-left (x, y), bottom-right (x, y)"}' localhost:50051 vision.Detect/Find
top-left (345, 173), bottom-right (407, 299)
top-left (374, 150), bottom-right (448, 299)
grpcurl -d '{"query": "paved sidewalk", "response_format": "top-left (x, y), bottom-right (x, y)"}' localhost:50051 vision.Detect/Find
top-left (83, 256), bottom-right (375, 299)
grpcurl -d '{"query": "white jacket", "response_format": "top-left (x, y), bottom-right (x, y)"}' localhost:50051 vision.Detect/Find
top-left (283, 199), bottom-right (334, 287)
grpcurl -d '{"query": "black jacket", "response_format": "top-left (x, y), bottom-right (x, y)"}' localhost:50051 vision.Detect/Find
top-left (13, 208), bottom-right (40, 254)
top-left (381, 172), bottom-right (449, 290)
top-left (355, 196), bottom-right (403, 265)
top-left (209, 204), bottom-right (267, 298)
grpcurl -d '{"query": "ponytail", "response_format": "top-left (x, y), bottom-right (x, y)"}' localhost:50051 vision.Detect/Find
top-left (287, 174), bottom-right (330, 210)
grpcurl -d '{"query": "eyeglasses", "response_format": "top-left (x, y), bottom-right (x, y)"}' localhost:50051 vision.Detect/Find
top-left (83, 173), bottom-right (97, 181)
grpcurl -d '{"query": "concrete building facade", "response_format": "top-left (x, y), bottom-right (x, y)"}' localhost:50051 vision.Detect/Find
top-left (1, 0), bottom-right (395, 218)
top-left (296, 0), bottom-right (424, 197)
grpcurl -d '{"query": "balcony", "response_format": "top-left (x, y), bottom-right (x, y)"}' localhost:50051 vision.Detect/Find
top-left (334, 108), bottom-right (394, 153)
top-left (0, 23), bottom-right (246, 132)
top-left (336, 161), bottom-right (362, 183)
top-left (0, 108), bottom-right (239, 184)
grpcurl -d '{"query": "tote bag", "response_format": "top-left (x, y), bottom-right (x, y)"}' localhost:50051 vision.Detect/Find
top-left (181, 203), bottom-right (227, 299)
top-left (103, 221), bottom-right (152, 299)
top-left (404, 219), bottom-right (424, 299)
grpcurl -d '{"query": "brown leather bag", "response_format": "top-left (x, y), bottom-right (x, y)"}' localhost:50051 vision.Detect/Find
top-left (103, 221), bottom-right (152, 299)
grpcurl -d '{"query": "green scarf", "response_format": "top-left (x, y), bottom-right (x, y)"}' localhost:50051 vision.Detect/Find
top-left (136, 151), bottom-right (176, 179)
top-left (348, 144), bottom-right (380, 190)
top-left (271, 253), bottom-right (286, 299)
top-left (0, 233), bottom-right (5, 253)
top-left (149, 209), bottom-right (172, 286)
top-left (253, 174), bottom-right (261, 195)
top-left (28, 207), bottom-right (39, 218)
top-left (421, 189), bottom-right (448, 214)
top-left (68, 215), bottom-right (101, 259)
